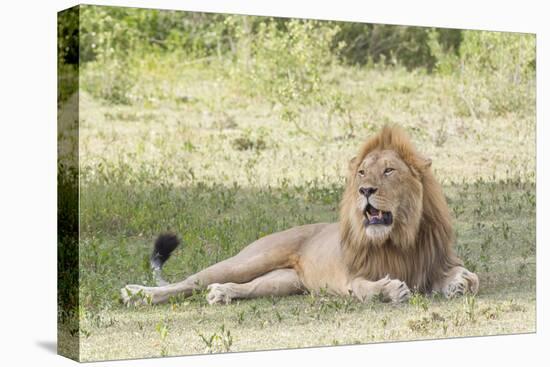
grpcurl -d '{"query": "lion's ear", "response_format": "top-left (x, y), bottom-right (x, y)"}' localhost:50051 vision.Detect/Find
top-left (422, 157), bottom-right (432, 169)
top-left (411, 156), bottom-right (432, 177)
top-left (348, 156), bottom-right (357, 171)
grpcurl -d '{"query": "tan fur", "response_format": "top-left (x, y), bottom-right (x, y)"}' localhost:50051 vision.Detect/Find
top-left (122, 125), bottom-right (478, 306)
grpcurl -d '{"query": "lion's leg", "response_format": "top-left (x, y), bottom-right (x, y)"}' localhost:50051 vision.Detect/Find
top-left (206, 268), bottom-right (304, 305)
top-left (433, 266), bottom-right (479, 298)
top-left (349, 276), bottom-right (411, 303)
top-left (122, 253), bottom-right (289, 305)
top-left (121, 225), bottom-right (320, 305)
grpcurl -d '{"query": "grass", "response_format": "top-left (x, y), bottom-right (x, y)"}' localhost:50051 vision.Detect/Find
top-left (67, 62), bottom-right (535, 361)
top-left (78, 293), bottom-right (534, 361)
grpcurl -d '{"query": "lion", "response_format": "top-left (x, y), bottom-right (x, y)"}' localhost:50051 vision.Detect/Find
top-left (122, 125), bottom-right (479, 306)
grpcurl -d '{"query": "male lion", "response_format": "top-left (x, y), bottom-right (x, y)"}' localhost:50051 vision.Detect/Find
top-left (122, 125), bottom-right (479, 306)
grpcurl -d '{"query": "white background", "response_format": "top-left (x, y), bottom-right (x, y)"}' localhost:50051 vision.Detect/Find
top-left (0, 0), bottom-right (547, 366)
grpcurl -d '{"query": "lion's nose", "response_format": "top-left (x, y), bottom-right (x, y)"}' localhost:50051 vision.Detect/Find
top-left (359, 187), bottom-right (378, 198)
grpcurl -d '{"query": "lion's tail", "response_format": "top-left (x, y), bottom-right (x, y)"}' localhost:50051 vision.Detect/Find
top-left (150, 233), bottom-right (180, 286)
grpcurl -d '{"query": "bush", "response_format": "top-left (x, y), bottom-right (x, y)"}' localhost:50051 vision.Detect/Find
top-left (456, 31), bottom-right (535, 117)
top-left (334, 24), bottom-right (461, 71)
top-left (81, 59), bottom-right (137, 104)
top-left (73, 5), bottom-right (536, 119)
top-left (226, 18), bottom-right (340, 104)
top-left (78, 6), bottom-right (231, 104)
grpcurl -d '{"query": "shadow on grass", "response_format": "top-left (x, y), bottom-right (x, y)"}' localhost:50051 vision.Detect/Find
top-left (77, 178), bottom-right (535, 310)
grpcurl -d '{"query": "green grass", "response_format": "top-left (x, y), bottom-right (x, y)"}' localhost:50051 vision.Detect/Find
top-left (69, 63), bottom-right (535, 361)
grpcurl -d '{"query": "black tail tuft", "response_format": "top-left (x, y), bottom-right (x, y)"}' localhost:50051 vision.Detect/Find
top-left (151, 233), bottom-right (180, 270)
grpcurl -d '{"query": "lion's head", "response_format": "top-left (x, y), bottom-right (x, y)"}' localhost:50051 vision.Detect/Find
top-left (339, 125), bottom-right (460, 290)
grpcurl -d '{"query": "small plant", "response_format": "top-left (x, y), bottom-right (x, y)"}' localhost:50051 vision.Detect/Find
top-left (429, 312), bottom-right (448, 334)
top-left (380, 316), bottom-right (389, 328)
top-left (434, 124), bottom-right (448, 147)
top-left (306, 287), bottom-right (357, 319)
top-left (464, 294), bottom-right (477, 323)
top-left (236, 310), bottom-right (245, 325)
top-left (249, 304), bottom-right (261, 318)
top-left (479, 234), bottom-right (493, 272)
top-left (504, 300), bottom-right (526, 313)
top-left (156, 320), bottom-right (169, 357)
top-left (451, 311), bottom-right (466, 327)
top-left (232, 136), bottom-right (267, 151)
top-left (89, 311), bottom-right (117, 328)
top-left (198, 324), bottom-right (233, 353)
top-left (80, 328), bottom-right (92, 338)
top-left (500, 222), bottom-right (511, 241)
top-left (456, 243), bottom-right (478, 274)
top-left (481, 306), bottom-right (501, 320)
top-left (517, 262), bottom-right (527, 276)
top-left (186, 288), bottom-right (210, 307)
top-left (123, 288), bottom-right (152, 307)
top-left (406, 309), bottom-right (448, 334)
top-left (431, 312), bottom-right (445, 322)
top-left (290, 306), bottom-right (301, 318)
top-left (407, 317), bottom-right (430, 334)
top-left (409, 292), bottom-right (429, 311)
top-left (452, 201), bottom-right (465, 218)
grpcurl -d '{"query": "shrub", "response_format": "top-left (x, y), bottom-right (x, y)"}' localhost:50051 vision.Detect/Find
top-left (456, 31), bottom-right (535, 117)
top-left (226, 17), bottom-right (341, 104)
top-left (334, 24), bottom-right (462, 71)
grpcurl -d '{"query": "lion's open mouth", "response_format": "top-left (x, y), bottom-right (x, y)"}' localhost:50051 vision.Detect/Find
top-left (363, 203), bottom-right (393, 226)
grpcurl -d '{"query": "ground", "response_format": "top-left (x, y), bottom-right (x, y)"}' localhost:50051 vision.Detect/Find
top-left (65, 65), bottom-right (535, 361)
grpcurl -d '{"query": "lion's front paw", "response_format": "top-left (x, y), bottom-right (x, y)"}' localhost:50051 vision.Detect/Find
top-left (442, 269), bottom-right (479, 299)
top-left (121, 284), bottom-right (154, 306)
top-left (206, 283), bottom-right (235, 305)
top-left (380, 276), bottom-right (411, 303)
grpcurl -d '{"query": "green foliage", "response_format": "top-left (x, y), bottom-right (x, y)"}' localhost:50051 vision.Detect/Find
top-left (72, 5), bottom-right (466, 74)
top-left (72, 5), bottom-right (536, 125)
top-left (232, 135), bottom-right (267, 151)
top-left (334, 24), bottom-right (461, 70)
top-left (198, 324), bottom-right (233, 353)
top-left (427, 29), bottom-right (460, 75)
top-left (231, 18), bottom-right (340, 102)
top-left (58, 7), bottom-right (80, 103)
top-left (460, 31), bottom-right (535, 117)
top-left (222, 18), bottom-right (358, 141)
top-left (409, 292), bottom-right (430, 311)
top-left (81, 58), bottom-right (137, 105)
top-left (155, 319), bottom-right (169, 356)
top-left (78, 6), bottom-right (228, 104)
top-left (78, 6), bottom-right (230, 62)
top-left (58, 6), bottom-right (80, 65)
top-left (428, 29), bottom-right (535, 117)
top-left (464, 294), bottom-right (477, 322)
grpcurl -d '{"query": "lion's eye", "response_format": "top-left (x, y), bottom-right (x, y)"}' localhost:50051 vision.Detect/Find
top-left (358, 169), bottom-right (365, 177)
top-left (384, 168), bottom-right (395, 176)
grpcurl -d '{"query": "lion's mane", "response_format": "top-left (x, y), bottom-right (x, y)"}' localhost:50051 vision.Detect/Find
top-left (339, 126), bottom-right (462, 292)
